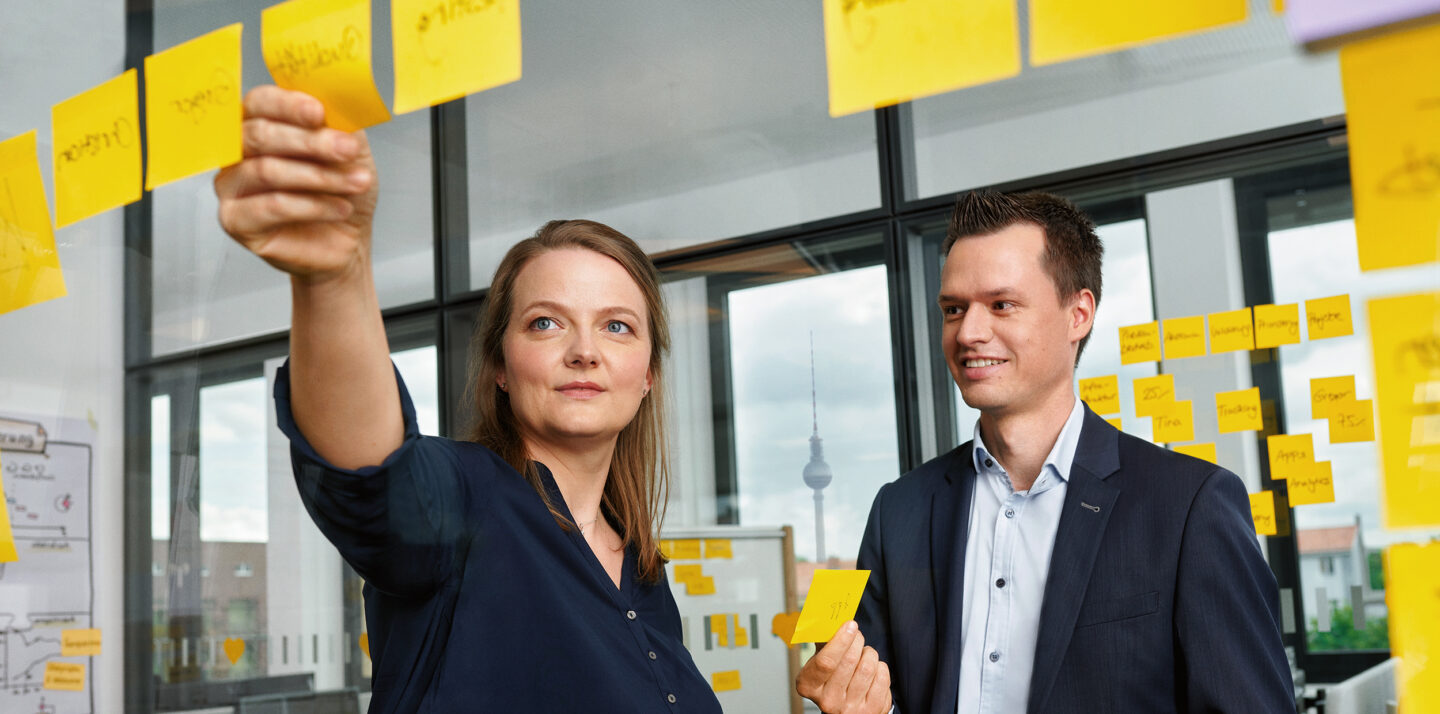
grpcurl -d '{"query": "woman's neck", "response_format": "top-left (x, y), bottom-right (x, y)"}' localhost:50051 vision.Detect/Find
top-left (524, 436), bottom-right (615, 525)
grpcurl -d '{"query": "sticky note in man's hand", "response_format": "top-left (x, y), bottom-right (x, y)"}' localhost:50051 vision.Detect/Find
top-left (790, 569), bottom-right (870, 644)
top-left (262, 0), bottom-right (391, 131)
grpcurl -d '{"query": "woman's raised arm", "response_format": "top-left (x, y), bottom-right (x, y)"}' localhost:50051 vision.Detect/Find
top-left (215, 85), bottom-right (401, 469)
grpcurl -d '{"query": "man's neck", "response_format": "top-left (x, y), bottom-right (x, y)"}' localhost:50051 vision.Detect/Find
top-left (978, 389), bottom-right (1077, 492)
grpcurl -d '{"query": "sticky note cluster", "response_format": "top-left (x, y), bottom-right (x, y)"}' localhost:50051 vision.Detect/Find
top-left (1309, 375), bottom-right (1375, 444)
top-left (1132, 373), bottom-right (1194, 443)
top-left (1119, 296), bottom-right (1353, 365)
top-left (1266, 433), bottom-right (1335, 506)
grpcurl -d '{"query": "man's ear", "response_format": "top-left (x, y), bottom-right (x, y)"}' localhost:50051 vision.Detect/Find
top-left (1070, 289), bottom-right (1096, 344)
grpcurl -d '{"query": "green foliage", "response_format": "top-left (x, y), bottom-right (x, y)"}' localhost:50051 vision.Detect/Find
top-left (1367, 550), bottom-right (1384, 591)
top-left (1307, 603), bottom-right (1389, 652)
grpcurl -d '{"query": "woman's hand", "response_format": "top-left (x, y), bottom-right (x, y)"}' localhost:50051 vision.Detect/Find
top-left (215, 85), bottom-right (378, 283)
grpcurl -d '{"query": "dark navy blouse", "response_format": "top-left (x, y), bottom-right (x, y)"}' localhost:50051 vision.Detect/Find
top-left (275, 363), bottom-right (723, 714)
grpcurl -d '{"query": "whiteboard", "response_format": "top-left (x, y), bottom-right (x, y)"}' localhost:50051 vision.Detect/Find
top-left (661, 525), bottom-right (800, 714)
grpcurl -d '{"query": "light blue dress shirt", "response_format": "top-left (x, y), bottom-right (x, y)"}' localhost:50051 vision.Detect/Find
top-left (955, 396), bottom-right (1086, 714)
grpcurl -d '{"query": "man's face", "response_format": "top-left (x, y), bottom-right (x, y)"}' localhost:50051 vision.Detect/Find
top-left (938, 222), bottom-right (1094, 418)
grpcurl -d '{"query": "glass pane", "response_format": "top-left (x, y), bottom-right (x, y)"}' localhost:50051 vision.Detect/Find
top-left (1267, 202), bottom-right (1440, 653)
top-left (153, 394), bottom-right (172, 541)
top-left (909, 6), bottom-right (1343, 197)
top-left (466, 0), bottom-right (880, 287)
top-left (150, 0), bottom-right (433, 355)
top-left (1075, 219), bottom-right (1158, 443)
top-left (199, 378), bottom-right (267, 544)
top-left (393, 345), bottom-right (440, 435)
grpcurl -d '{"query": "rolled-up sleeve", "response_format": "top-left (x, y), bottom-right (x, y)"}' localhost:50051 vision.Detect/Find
top-left (275, 360), bottom-right (474, 600)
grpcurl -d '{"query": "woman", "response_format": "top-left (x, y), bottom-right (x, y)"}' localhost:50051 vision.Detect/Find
top-left (215, 85), bottom-right (723, 713)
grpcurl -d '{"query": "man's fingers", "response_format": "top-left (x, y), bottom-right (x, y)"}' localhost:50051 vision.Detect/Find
top-left (219, 191), bottom-right (353, 237)
top-left (217, 155), bottom-right (371, 199)
top-left (844, 646), bottom-right (880, 711)
top-left (808, 622), bottom-right (859, 674)
top-left (862, 657), bottom-right (892, 713)
top-left (243, 117), bottom-right (361, 163)
top-left (243, 85), bottom-right (325, 128)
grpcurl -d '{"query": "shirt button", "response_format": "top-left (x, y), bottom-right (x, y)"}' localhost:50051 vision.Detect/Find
top-left (990, 651), bottom-right (1000, 662)
top-left (667, 693), bottom-right (677, 704)
top-left (996, 578), bottom-right (1006, 588)
top-left (1004, 508), bottom-right (1015, 519)
top-left (626, 610), bottom-right (637, 620)
top-left (985, 458), bottom-right (995, 468)
top-left (648, 650), bottom-right (657, 660)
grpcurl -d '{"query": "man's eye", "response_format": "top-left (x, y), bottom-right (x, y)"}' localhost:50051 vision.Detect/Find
top-left (993, 301), bottom-right (1013, 311)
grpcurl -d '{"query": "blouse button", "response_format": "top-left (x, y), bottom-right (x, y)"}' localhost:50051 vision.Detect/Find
top-left (626, 610), bottom-right (637, 620)
top-left (667, 693), bottom-right (677, 704)
top-left (648, 650), bottom-right (657, 660)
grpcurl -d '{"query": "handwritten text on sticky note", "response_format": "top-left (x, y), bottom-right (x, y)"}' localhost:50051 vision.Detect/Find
top-left (262, 0), bottom-right (392, 131)
top-left (0, 131), bottom-right (67, 316)
top-left (1208, 307), bottom-right (1255, 353)
top-left (1329, 399), bottom-right (1375, 443)
top-left (704, 539), bottom-right (733, 559)
top-left (391, 0), bottom-right (521, 114)
top-left (1079, 375), bottom-right (1121, 415)
top-left (1254, 304), bottom-right (1301, 349)
top-left (1119, 322), bottom-right (1161, 365)
top-left (1153, 400), bottom-right (1195, 444)
top-left (1216, 387), bottom-right (1263, 434)
top-left (1305, 294), bottom-right (1354, 340)
top-left (1133, 373), bottom-right (1175, 417)
top-left (1311, 375), bottom-right (1357, 420)
top-left (144, 24), bottom-right (243, 189)
top-left (1266, 433), bottom-right (1314, 481)
top-left (791, 569), bottom-right (870, 644)
top-left (671, 539), bottom-right (702, 560)
top-left (1289, 460), bottom-right (1335, 506)
top-left (1162, 316), bottom-right (1207, 359)
top-left (51, 69), bottom-right (142, 227)
top-left (1250, 491), bottom-right (1277, 536)
top-left (61, 628), bottom-right (102, 656)
top-left (44, 661), bottom-right (85, 691)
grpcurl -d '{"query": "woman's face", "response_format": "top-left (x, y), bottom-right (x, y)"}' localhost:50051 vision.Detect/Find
top-left (498, 248), bottom-right (653, 451)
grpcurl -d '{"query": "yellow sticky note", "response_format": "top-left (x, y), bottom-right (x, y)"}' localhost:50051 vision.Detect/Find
top-left (1132, 373), bottom-right (1175, 417)
top-left (1118, 322), bottom-right (1162, 365)
top-left (1208, 307), bottom-right (1255, 354)
top-left (1370, 292), bottom-right (1440, 528)
top-left (1289, 460), bottom-right (1335, 506)
top-left (686, 575), bottom-right (716, 596)
top-left (1215, 387), bottom-right (1263, 434)
top-left (391, 0), bottom-right (521, 114)
top-left (43, 661), bottom-right (85, 691)
top-left (822, 0), bottom-right (1019, 117)
top-left (672, 564), bottom-right (703, 585)
top-left (1152, 400), bottom-right (1195, 444)
top-left (1387, 543), bottom-right (1440, 712)
top-left (1310, 375), bottom-right (1356, 420)
top-left (61, 628), bottom-right (102, 656)
top-left (143, 23), bottom-right (243, 189)
top-left (1174, 442), bottom-right (1217, 464)
top-left (1079, 375), bottom-right (1121, 415)
top-left (711, 669), bottom-right (742, 692)
top-left (0, 454), bottom-right (16, 563)
top-left (1029, 0), bottom-right (1246, 66)
top-left (709, 613), bottom-right (729, 647)
top-left (262, 0), bottom-right (392, 131)
top-left (1105, 416), bottom-right (1122, 431)
top-left (1341, 23), bottom-right (1440, 272)
top-left (1272, 0), bottom-right (1284, 13)
top-left (0, 131), bottom-right (67, 315)
top-left (1162, 316), bottom-right (1207, 359)
top-left (1329, 399), bottom-right (1375, 444)
top-left (733, 614), bottom-right (749, 647)
top-left (1266, 433), bottom-right (1314, 481)
top-left (51, 69), bottom-right (142, 227)
top-left (703, 539), bottom-right (733, 559)
top-left (658, 539), bottom-right (673, 559)
top-left (1305, 294), bottom-right (1354, 340)
top-left (791, 569), bottom-right (870, 644)
top-left (1253, 304), bottom-right (1302, 349)
top-left (1249, 491), bottom-right (1277, 536)
top-left (670, 539), bottom-right (702, 560)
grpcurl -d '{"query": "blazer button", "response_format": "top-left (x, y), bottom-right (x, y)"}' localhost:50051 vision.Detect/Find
top-left (626, 610), bottom-right (637, 620)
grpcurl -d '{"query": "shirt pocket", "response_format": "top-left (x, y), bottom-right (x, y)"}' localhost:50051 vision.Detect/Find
top-left (1075, 590), bottom-right (1160, 628)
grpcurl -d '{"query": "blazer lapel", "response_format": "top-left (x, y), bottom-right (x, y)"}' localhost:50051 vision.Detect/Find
top-left (1026, 408), bottom-right (1122, 714)
top-left (930, 448), bottom-right (975, 714)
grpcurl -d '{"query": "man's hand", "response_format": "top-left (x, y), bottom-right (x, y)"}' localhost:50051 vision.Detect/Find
top-left (795, 621), bottom-right (893, 714)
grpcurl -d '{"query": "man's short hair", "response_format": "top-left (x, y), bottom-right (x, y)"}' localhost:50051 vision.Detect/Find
top-left (943, 190), bottom-right (1104, 363)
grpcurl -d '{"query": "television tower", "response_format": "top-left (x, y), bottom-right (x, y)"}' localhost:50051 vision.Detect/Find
top-left (802, 333), bottom-right (833, 564)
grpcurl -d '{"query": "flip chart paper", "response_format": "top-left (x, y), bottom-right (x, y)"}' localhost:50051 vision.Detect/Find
top-left (262, 0), bottom-right (391, 131)
top-left (1174, 442), bottom-right (1217, 464)
top-left (61, 628), bottom-right (102, 656)
top-left (791, 569), bottom-right (870, 644)
top-left (1254, 303), bottom-right (1302, 349)
top-left (1152, 400), bottom-right (1195, 444)
top-left (1119, 322), bottom-right (1161, 365)
top-left (1370, 292), bottom-right (1440, 528)
top-left (51, 69), bottom-right (142, 227)
top-left (1305, 294), bottom-right (1354, 340)
top-left (44, 662), bottom-right (85, 691)
top-left (1310, 375), bottom-right (1357, 420)
top-left (391, 0), bottom-right (521, 115)
top-left (1386, 542), bottom-right (1440, 712)
top-left (1250, 491), bottom-right (1277, 536)
top-left (1208, 307), bottom-right (1255, 353)
top-left (1029, 0), bottom-right (1246, 67)
top-left (1216, 387), bottom-right (1263, 434)
top-left (144, 23), bottom-right (243, 189)
top-left (1288, 460), bottom-right (1335, 506)
top-left (1267, 433), bottom-right (1314, 481)
top-left (1079, 375), bottom-right (1121, 415)
top-left (1133, 373), bottom-right (1175, 417)
top-left (0, 131), bottom-right (67, 315)
top-left (1340, 22), bottom-right (1440, 272)
top-left (822, 0), bottom-right (1020, 117)
top-left (1329, 399), bottom-right (1375, 443)
top-left (1162, 316), bottom-right (1207, 359)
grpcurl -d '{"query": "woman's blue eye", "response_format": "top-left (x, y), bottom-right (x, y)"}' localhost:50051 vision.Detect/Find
top-left (531, 317), bottom-right (556, 330)
top-left (606, 321), bottom-right (632, 334)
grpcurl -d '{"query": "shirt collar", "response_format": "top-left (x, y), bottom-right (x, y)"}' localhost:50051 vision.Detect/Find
top-left (971, 395), bottom-right (1087, 486)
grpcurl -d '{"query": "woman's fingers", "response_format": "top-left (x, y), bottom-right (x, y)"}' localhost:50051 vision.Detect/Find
top-left (216, 154), bottom-right (371, 199)
top-left (219, 191), bottom-right (354, 237)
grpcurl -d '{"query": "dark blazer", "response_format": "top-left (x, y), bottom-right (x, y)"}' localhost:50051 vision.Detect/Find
top-left (855, 406), bottom-right (1294, 713)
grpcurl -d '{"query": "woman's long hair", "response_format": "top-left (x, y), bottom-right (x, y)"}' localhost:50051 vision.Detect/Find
top-left (465, 219), bottom-right (670, 582)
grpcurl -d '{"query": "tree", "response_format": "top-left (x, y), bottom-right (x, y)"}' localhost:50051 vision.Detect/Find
top-left (1307, 603), bottom-right (1389, 651)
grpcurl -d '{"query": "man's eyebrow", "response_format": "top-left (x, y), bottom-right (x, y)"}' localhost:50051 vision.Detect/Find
top-left (937, 288), bottom-right (1019, 304)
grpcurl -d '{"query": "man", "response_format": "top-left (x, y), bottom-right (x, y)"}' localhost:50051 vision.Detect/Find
top-left (797, 191), bottom-right (1293, 713)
